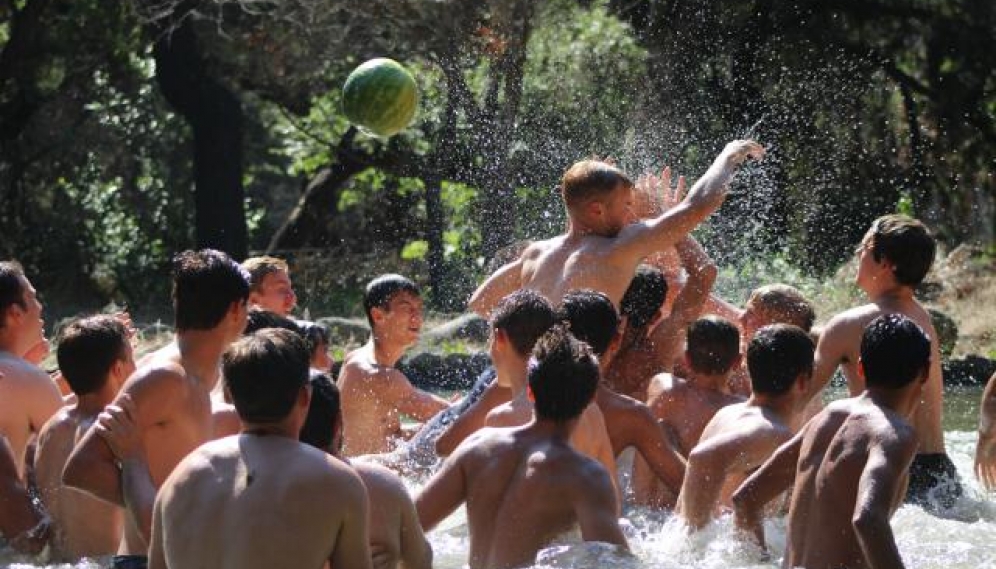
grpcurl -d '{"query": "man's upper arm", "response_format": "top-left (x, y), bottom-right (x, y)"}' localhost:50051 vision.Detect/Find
top-left (810, 318), bottom-right (849, 399)
top-left (678, 435), bottom-right (737, 529)
top-left (27, 369), bottom-right (63, 433)
top-left (330, 471), bottom-right (374, 569)
top-left (415, 450), bottom-right (468, 531)
top-left (397, 480), bottom-right (433, 569)
top-left (468, 258), bottom-right (523, 317)
top-left (852, 436), bottom-right (915, 569)
top-left (575, 465), bottom-right (628, 549)
top-left (630, 406), bottom-right (686, 493)
top-left (148, 489), bottom-right (168, 569)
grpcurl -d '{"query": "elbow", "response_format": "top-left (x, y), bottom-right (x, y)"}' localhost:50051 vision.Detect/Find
top-left (852, 509), bottom-right (888, 537)
top-left (697, 263), bottom-right (718, 286)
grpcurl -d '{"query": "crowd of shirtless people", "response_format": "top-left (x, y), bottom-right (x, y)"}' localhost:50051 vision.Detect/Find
top-left (1, 138), bottom-right (993, 569)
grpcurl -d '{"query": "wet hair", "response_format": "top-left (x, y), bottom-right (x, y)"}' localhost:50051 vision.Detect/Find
top-left (491, 290), bottom-right (556, 356)
top-left (560, 159), bottom-right (633, 210)
top-left (56, 315), bottom-right (129, 396)
top-left (0, 261), bottom-right (27, 329)
top-left (746, 324), bottom-right (815, 395)
top-left (299, 371), bottom-right (341, 453)
top-left (860, 314), bottom-right (931, 389)
top-left (529, 325), bottom-right (600, 422)
top-left (244, 308), bottom-right (303, 337)
top-left (363, 274), bottom-right (421, 327)
top-left (297, 320), bottom-right (331, 354)
top-left (686, 316), bottom-right (741, 375)
top-left (241, 256), bottom-right (290, 293)
top-left (745, 284), bottom-right (816, 332)
top-left (559, 289), bottom-right (619, 357)
top-left (620, 266), bottom-right (668, 330)
top-left (223, 328), bottom-right (310, 423)
top-left (172, 250), bottom-right (250, 331)
top-left (864, 214), bottom-right (936, 286)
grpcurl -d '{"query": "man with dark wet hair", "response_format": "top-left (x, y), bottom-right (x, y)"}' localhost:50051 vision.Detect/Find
top-left (808, 214), bottom-right (959, 510)
top-left (338, 274), bottom-right (450, 455)
top-left (559, 289), bottom-right (687, 506)
top-left (635, 316), bottom-right (743, 507)
top-left (468, 141), bottom-right (764, 315)
top-left (301, 373), bottom-right (432, 569)
top-left (734, 314), bottom-right (930, 569)
top-left (64, 249), bottom-right (250, 568)
top-left (0, 261), bottom-right (64, 478)
top-left (416, 326), bottom-right (628, 569)
top-left (677, 324), bottom-right (814, 529)
top-left (34, 315), bottom-right (135, 561)
top-left (149, 329), bottom-right (372, 569)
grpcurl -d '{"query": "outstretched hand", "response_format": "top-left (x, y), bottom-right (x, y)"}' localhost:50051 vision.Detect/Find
top-left (633, 166), bottom-right (687, 221)
top-left (720, 140), bottom-right (765, 167)
top-left (96, 395), bottom-right (144, 462)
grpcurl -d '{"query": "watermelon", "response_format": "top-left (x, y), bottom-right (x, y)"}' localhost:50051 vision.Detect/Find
top-left (342, 58), bottom-right (418, 137)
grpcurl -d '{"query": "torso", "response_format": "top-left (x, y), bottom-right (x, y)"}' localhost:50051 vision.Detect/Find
top-left (338, 351), bottom-right (404, 455)
top-left (519, 236), bottom-right (638, 307)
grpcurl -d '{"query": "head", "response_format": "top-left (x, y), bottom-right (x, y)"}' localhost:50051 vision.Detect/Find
top-left (363, 274), bottom-right (423, 346)
top-left (489, 290), bottom-right (556, 364)
top-left (685, 316), bottom-right (741, 376)
top-left (856, 215), bottom-right (936, 293)
top-left (173, 250), bottom-right (250, 338)
top-left (529, 325), bottom-right (600, 423)
top-left (244, 308), bottom-right (303, 337)
top-left (298, 320), bottom-right (333, 373)
top-left (0, 261), bottom-right (44, 354)
top-left (859, 314), bottom-right (931, 391)
top-left (620, 265), bottom-right (668, 331)
top-left (223, 328), bottom-right (311, 429)
top-left (746, 324), bottom-right (815, 397)
top-left (560, 159), bottom-right (634, 237)
top-left (559, 289), bottom-right (620, 360)
top-left (56, 315), bottom-right (135, 398)
top-left (299, 372), bottom-right (342, 455)
top-left (741, 284), bottom-right (816, 340)
top-left (242, 256), bottom-right (297, 316)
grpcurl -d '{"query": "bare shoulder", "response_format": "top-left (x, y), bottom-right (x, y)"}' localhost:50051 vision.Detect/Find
top-left (35, 408), bottom-right (76, 449)
top-left (0, 354), bottom-right (51, 387)
top-left (352, 460), bottom-right (410, 499)
top-left (824, 304), bottom-right (883, 336)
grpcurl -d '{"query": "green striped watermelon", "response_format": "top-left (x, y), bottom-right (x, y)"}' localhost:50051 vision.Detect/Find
top-left (342, 58), bottom-right (418, 137)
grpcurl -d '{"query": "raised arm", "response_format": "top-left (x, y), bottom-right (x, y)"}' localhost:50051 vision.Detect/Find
top-left (616, 140), bottom-right (764, 261)
top-left (415, 447), bottom-right (470, 531)
top-left (468, 257), bottom-right (523, 318)
top-left (677, 435), bottom-right (737, 530)
top-left (975, 371), bottom-right (996, 490)
top-left (852, 435), bottom-right (916, 569)
top-left (731, 431), bottom-right (804, 549)
top-left (808, 317), bottom-right (851, 401)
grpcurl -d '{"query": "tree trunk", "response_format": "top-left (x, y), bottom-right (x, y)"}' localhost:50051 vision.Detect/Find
top-left (153, 19), bottom-right (247, 259)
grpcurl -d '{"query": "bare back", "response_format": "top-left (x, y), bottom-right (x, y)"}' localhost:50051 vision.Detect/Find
top-left (518, 236), bottom-right (639, 308)
top-left (34, 409), bottom-right (122, 560)
top-left (647, 373), bottom-right (743, 456)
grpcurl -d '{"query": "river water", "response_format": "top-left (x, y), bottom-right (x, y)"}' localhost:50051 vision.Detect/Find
top-left (4, 387), bottom-right (994, 568)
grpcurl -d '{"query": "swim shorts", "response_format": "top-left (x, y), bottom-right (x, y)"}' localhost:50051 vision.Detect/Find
top-left (905, 452), bottom-right (963, 511)
top-left (112, 554), bottom-right (148, 569)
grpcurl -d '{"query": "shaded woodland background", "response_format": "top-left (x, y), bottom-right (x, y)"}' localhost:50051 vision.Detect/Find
top-left (1, 0), bottom-right (993, 319)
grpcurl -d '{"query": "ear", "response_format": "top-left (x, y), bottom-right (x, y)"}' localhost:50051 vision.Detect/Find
top-left (298, 383), bottom-right (312, 409)
top-left (857, 359), bottom-right (866, 382)
top-left (247, 291), bottom-right (262, 305)
top-left (370, 306), bottom-right (386, 324)
top-left (585, 199), bottom-right (605, 219)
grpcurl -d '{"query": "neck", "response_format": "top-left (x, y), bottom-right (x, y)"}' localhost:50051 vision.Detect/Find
top-left (527, 416), bottom-right (576, 441)
top-left (865, 387), bottom-right (916, 418)
top-left (241, 420), bottom-right (299, 439)
top-left (76, 385), bottom-right (118, 415)
top-left (176, 329), bottom-right (229, 389)
top-left (867, 283), bottom-right (914, 304)
top-left (0, 334), bottom-right (29, 359)
top-left (687, 370), bottom-right (731, 393)
top-left (747, 392), bottom-right (796, 424)
top-left (367, 335), bottom-right (407, 367)
top-left (496, 357), bottom-right (529, 392)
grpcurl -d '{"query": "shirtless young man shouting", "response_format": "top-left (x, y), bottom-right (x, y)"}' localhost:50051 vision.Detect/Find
top-left (416, 325), bottom-right (627, 569)
top-left (149, 329), bottom-right (372, 569)
top-left (468, 139), bottom-right (764, 314)
top-left (733, 314), bottom-right (930, 569)
top-left (338, 274), bottom-right (451, 455)
top-left (806, 215), bottom-right (957, 509)
top-left (64, 249), bottom-right (250, 568)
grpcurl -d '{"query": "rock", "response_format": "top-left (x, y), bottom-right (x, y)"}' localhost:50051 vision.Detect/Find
top-left (419, 313), bottom-right (489, 345)
top-left (399, 351), bottom-right (492, 391)
top-left (942, 355), bottom-right (996, 386)
top-left (927, 308), bottom-right (958, 359)
top-left (316, 316), bottom-right (369, 345)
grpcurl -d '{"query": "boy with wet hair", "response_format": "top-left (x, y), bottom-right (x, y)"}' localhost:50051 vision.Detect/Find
top-left (634, 316), bottom-right (744, 507)
top-left (807, 214), bottom-right (957, 510)
top-left (65, 249), bottom-right (250, 568)
top-left (734, 314), bottom-right (931, 569)
top-left (338, 274), bottom-right (450, 455)
top-left (416, 325), bottom-right (628, 569)
top-left (677, 324), bottom-right (813, 529)
top-left (242, 255), bottom-right (297, 317)
top-left (148, 329), bottom-right (371, 569)
top-left (301, 373), bottom-right (432, 569)
top-left (0, 261), bottom-right (64, 477)
top-left (559, 289), bottom-right (687, 506)
top-left (34, 315), bottom-right (135, 561)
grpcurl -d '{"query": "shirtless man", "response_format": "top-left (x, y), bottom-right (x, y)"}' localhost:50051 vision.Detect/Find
top-left (807, 215), bottom-right (957, 509)
top-left (0, 434), bottom-right (49, 553)
top-left (63, 249), bottom-right (250, 568)
top-left (242, 255), bottom-right (297, 316)
top-left (603, 235), bottom-right (717, 401)
top-left (0, 261), bottom-right (64, 476)
top-left (975, 371), bottom-right (996, 491)
top-left (416, 326), bottom-right (628, 569)
top-left (338, 274), bottom-right (450, 455)
top-left (300, 372), bottom-right (432, 569)
top-left (481, 290), bottom-right (619, 492)
top-left (34, 315), bottom-right (134, 561)
top-left (468, 139), bottom-right (764, 315)
top-left (558, 289), bottom-right (687, 503)
top-left (634, 316), bottom-right (744, 507)
top-left (677, 324), bottom-right (813, 529)
top-left (733, 314), bottom-right (930, 569)
top-left (149, 329), bottom-right (372, 569)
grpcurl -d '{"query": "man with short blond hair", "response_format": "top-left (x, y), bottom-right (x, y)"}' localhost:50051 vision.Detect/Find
top-left (242, 255), bottom-right (297, 316)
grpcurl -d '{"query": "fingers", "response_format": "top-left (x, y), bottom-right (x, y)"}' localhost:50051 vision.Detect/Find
top-left (675, 175), bottom-right (687, 202)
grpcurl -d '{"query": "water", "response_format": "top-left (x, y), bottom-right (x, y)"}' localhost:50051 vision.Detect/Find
top-left (6, 387), bottom-right (995, 568)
